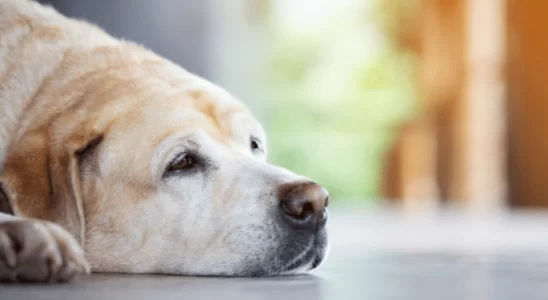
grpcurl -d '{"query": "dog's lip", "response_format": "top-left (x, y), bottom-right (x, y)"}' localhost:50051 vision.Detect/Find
top-left (310, 254), bottom-right (323, 269)
top-left (287, 224), bottom-right (329, 271)
top-left (280, 234), bottom-right (327, 273)
top-left (282, 243), bottom-right (315, 272)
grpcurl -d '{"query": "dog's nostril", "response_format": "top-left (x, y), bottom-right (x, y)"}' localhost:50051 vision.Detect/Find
top-left (282, 198), bottom-right (316, 216)
top-left (298, 202), bottom-right (314, 219)
top-left (281, 201), bottom-right (302, 218)
top-left (302, 202), bottom-right (314, 215)
top-left (281, 201), bottom-right (316, 220)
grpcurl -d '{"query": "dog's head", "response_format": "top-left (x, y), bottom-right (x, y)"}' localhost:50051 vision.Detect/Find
top-left (1, 45), bottom-right (329, 276)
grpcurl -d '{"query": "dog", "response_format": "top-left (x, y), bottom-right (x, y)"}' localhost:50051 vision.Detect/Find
top-left (0, 0), bottom-right (329, 282)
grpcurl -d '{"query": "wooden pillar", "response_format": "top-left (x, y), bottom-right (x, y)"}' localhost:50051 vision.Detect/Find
top-left (382, 0), bottom-right (508, 210)
top-left (506, 0), bottom-right (548, 207)
top-left (382, 0), bottom-right (464, 210)
top-left (459, 0), bottom-right (507, 210)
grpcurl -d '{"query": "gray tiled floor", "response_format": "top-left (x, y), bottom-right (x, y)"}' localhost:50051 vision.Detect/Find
top-left (3, 207), bottom-right (548, 300)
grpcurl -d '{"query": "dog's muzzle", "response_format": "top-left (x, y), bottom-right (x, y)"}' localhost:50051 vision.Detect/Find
top-left (274, 181), bottom-right (329, 273)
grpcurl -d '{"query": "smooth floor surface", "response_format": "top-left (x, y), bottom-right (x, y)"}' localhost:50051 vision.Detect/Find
top-left (3, 207), bottom-right (548, 300)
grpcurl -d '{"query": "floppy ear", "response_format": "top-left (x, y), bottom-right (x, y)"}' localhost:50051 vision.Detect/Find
top-left (0, 130), bottom-right (103, 245)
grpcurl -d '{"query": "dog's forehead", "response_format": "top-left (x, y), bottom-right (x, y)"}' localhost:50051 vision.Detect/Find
top-left (163, 89), bottom-right (261, 142)
top-left (109, 86), bottom-right (262, 148)
top-left (100, 88), bottom-right (262, 179)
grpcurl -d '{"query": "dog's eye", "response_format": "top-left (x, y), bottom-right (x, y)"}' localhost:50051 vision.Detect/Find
top-left (167, 154), bottom-right (195, 173)
top-left (251, 140), bottom-right (260, 150)
top-left (250, 138), bottom-right (262, 153)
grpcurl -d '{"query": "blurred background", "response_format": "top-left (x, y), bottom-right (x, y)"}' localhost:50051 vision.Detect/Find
top-left (37, 0), bottom-right (547, 213)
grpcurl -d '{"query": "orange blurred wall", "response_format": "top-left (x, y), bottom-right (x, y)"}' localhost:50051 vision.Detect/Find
top-left (506, 0), bottom-right (548, 208)
top-left (382, 0), bottom-right (548, 210)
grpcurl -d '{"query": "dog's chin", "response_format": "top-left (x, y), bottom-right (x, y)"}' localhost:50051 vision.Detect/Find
top-left (276, 248), bottom-right (327, 276)
top-left (242, 230), bottom-right (328, 277)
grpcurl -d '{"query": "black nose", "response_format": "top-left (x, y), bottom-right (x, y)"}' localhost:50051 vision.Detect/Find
top-left (278, 182), bottom-right (329, 230)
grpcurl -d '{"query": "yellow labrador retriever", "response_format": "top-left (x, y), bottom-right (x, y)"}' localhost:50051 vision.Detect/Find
top-left (0, 0), bottom-right (329, 282)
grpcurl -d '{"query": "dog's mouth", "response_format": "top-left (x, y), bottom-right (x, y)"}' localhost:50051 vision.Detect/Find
top-left (244, 228), bottom-right (328, 277)
top-left (279, 226), bottom-right (329, 274)
top-left (280, 239), bottom-right (325, 273)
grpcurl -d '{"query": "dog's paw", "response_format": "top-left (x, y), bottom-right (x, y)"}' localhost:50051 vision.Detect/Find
top-left (0, 219), bottom-right (90, 283)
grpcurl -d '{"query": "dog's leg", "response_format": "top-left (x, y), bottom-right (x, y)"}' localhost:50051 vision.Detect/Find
top-left (0, 213), bottom-right (90, 282)
top-left (0, 115), bottom-right (90, 284)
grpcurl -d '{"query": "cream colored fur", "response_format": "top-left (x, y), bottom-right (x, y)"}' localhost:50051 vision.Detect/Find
top-left (0, 0), bottom-right (328, 279)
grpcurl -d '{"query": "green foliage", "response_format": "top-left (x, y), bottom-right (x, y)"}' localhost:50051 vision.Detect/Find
top-left (261, 0), bottom-right (418, 202)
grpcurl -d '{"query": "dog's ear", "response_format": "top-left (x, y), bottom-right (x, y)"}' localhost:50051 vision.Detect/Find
top-left (0, 130), bottom-right (103, 245)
